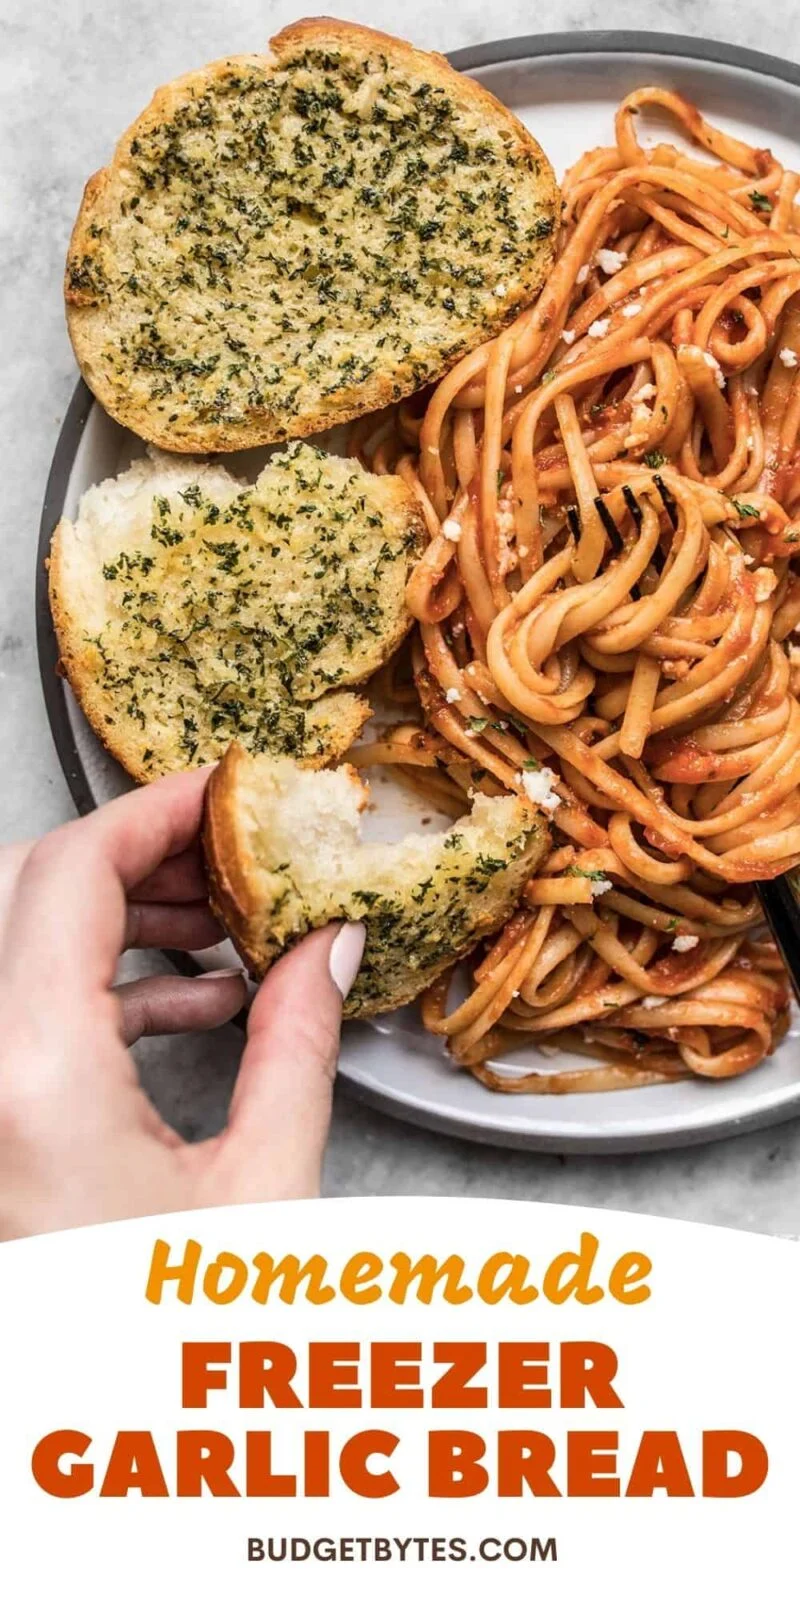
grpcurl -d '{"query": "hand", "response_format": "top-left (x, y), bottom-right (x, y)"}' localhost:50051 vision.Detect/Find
top-left (0, 768), bottom-right (365, 1239)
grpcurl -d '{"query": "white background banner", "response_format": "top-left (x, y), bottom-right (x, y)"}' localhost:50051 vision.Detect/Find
top-left (0, 1196), bottom-right (795, 1597)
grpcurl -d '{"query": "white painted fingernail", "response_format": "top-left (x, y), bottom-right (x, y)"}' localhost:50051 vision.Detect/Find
top-left (329, 922), bottom-right (366, 1000)
top-left (197, 966), bottom-right (246, 981)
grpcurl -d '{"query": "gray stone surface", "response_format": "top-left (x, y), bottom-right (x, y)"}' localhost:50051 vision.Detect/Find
top-left (3, 0), bottom-right (800, 1231)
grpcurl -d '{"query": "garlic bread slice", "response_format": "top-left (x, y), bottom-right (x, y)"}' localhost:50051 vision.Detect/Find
top-left (204, 743), bottom-right (548, 1016)
top-left (65, 18), bottom-right (558, 452)
top-left (49, 443), bottom-right (423, 780)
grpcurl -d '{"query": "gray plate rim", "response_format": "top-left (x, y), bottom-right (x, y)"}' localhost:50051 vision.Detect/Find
top-left (36, 29), bottom-right (800, 1152)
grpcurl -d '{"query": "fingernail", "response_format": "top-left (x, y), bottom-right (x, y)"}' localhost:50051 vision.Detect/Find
top-left (329, 922), bottom-right (366, 1000)
top-left (197, 966), bottom-right (246, 981)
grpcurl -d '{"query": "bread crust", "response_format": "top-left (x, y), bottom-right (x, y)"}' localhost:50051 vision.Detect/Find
top-left (66, 20), bottom-right (558, 453)
top-left (203, 745), bottom-right (268, 974)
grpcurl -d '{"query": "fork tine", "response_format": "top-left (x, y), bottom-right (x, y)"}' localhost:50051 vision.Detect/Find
top-left (622, 484), bottom-right (643, 528)
top-left (654, 474), bottom-right (679, 530)
top-left (566, 506), bottom-right (582, 541)
top-left (593, 495), bottom-right (623, 552)
top-left (621, 483), bottom-right (661, 575)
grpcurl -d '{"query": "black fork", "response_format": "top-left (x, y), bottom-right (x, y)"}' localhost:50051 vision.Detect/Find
top-left (757, 876), bottom-right (800, 1003)
top-left (580, 480), bottom-right (667, 574)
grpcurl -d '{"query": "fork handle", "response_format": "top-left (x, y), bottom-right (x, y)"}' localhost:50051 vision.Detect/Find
top-left (757, 879), bottom-right (800, 1004)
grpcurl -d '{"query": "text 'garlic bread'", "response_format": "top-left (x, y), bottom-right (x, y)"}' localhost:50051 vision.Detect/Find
top-left (65, 18), bottom-right (558, 453)
top-left (49, 443), bottom-right (424, 781)
top-left (204, 743), bottom-right (548, 1016)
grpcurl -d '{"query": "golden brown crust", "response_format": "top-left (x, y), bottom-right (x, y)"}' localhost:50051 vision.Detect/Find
top-left (65, 20), bottom-right (558, 454)
top-left (49, 520), bottom-right (157, 782)
top-left (203, 746), bottom-right (267, 974)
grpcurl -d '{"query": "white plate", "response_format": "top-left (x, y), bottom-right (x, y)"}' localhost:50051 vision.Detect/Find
top-left (38, 32), bottom-right (800, 1150)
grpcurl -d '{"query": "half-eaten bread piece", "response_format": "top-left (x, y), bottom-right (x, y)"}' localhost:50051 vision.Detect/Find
top-left (204, 743), bottom-right (548, 1016)
top-left (65, 18), bottom-right (558, 452)
top-left (49, 443), bottom-right (424, 780)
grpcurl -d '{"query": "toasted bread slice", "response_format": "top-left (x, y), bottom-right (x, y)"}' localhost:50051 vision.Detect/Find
top-left (49, 443), bottom-right (423, 781)
top-left (204, 743), bottom-right (548, 1016)
top-left (65, 18), bottom-right (558, 453)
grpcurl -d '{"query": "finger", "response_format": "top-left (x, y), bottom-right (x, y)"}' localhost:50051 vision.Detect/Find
top-left (218, 922), bottom-right (365, 1199)
top-left (117, 970), bottom-right (247, 1045)
top-left (125, 901), bottom-right (224, 951)
top-left (0, 841), bottom-right (35, 928)
top-left (131, 845), bottom-right (210, 905)
top-left (84, 765), bottom-right (214, 889)
top-left (5, 767), bottom-right (214, 992)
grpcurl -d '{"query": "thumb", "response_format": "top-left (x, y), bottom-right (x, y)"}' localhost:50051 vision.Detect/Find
top-left (220, 922), bottom-right (366, 1199)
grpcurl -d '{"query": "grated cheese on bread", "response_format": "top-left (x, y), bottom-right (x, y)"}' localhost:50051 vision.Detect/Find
top-left (48, 443), bottom-right (424, 781)
top-left (204, 743), bottom-right (549, 1015)
top-left (65, 18), bottom-right (558, 453)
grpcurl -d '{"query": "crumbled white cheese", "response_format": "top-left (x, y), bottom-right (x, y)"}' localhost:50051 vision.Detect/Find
top-left (632, 383), bottom-right (657, 402)
top-left (779, 347), bottom-right (798, 368)
top-left (590, 877), bottom-right (614, 897)
top-left (596, 247), bottom-right (628, 275)
top-left (495, 502), bottom-right (516, 538)
top-left (677, 344), bottom-right (726, 389)
top-left (702, 350), bottom-right (726, 389)
top-left (672, 934), bottom-right (699, 953)
top-left (629, 399), bottom-right (653, 425)
top-left (642, 995), bottom-right (667, 1009)
top-left (624, 392), bottom-right (656, 449)
top-left (588, 318), bottom-right (610, 339)
top-left (494, 283), bottom-right (508, 298)
top-left (444, 686), bottom-right (461, 704)
top-left (576, 264), bottom-right (590, 284)
top-left (622, 301), bottom-right (643, 318)
top-left (518, 545), bottom-right (529, 558)
top-left (495, 500), bottom-right (517, 577)
top-left (514, 384), bottom-right (523, 394)
top-left (561, 329), bottom-right (576, 345)
top-left (512, 989), bottom-right (520, 999)
top-left (754, 568), bottom-right (778, 602)
top-left (441, 517), bottom-right (461, 542)
top-left (519, 767), bottom-right (562, 812)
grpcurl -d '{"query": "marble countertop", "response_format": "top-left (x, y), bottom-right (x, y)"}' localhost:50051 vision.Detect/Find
top-left (3, 0), bottom-right (800, 1233)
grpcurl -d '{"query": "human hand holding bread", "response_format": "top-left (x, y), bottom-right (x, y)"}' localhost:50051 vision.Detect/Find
top-left (0, 768), bottom-right (366, 1240)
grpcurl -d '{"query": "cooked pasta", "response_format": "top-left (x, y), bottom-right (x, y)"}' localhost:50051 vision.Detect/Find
top-left (348, 87), bottom-right (800, 1092)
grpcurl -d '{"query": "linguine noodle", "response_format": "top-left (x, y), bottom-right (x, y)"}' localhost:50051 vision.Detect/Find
top-left (347, 88), bottom-right (800, 1093)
